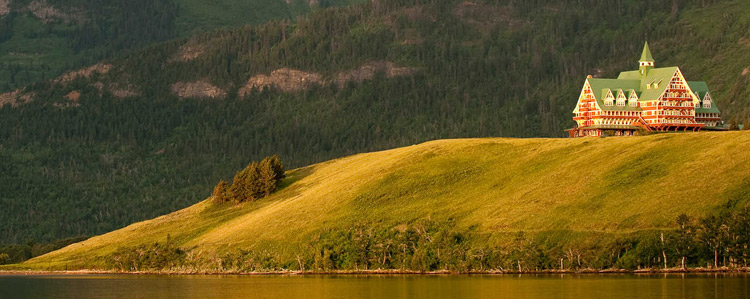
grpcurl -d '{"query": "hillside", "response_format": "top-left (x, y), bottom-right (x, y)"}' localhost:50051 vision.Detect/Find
top-left (173, 0), bottom-right (365, 35)
top-left (0, 0), bottom-right (359, 91)
top-left (2, 0), bottom-right (750, 245)
top-left (20, 131), bottom-right (750, 271)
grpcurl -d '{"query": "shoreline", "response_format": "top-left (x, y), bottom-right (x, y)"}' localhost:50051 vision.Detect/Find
top-left (2, 267), bottom-right (749, 276)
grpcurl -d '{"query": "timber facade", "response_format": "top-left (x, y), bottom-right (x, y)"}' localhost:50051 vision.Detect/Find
top-left (567, 42), bottom-right (722, 137)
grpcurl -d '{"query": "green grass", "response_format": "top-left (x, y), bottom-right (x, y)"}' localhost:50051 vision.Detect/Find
top-left (16, 131), bottom-right (750, 270)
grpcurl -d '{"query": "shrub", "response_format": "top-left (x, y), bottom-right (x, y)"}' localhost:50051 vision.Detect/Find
top-left (108, 238), bottom-right (185, 271)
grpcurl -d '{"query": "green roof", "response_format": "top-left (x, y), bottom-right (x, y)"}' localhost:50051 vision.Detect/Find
top-left (576, 43), bottom-right (721, 115)
top-left (586, 78), bottom-right (641, 111)
top-left (688, 81), bottom-right (721, 113)
top-left (584, 67), bottom-right (721, 114)
top-left (618, 66), bottom-right (678, 100)
top-left (583, 67), bottom-right (682, 112)
top-left (639, 42), bottom-right (654, 62)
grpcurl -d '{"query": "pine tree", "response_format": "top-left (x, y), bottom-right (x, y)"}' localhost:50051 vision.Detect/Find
top-left (243, 162), bottom-right (262, 201)
top-left (268, 155), bottom-right (285, 184)
top-left (227, 157), bottom-right (284, 203)
top-left (212, 180), bottom-right (228, 203)
top-left (229, 167), bottom-right (248, 202)
top-left (259, 158), bottom-right (277, 197)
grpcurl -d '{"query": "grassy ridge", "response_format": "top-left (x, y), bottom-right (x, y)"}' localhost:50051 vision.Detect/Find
top-left (22, 131), bottom-right (750, 270)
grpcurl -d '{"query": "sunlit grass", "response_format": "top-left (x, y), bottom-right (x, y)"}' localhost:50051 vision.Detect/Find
top-left (20, 131), bottom-right (750, 270)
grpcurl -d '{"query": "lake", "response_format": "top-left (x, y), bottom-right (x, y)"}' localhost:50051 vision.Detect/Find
top-left (1, 274), bottom-right (748, 299)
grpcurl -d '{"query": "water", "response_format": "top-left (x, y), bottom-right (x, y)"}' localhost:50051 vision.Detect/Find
top-left (1, 274), bottom-right (748, 299)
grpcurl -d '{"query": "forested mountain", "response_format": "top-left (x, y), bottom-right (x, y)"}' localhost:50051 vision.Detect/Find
top-left (1, 0), bottom-right (750, 245)
top-left (0, 0), bottom-right (359, 91)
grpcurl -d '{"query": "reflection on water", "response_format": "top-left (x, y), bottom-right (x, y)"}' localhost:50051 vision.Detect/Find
top-left (1, 274), bottom-right (749, 299)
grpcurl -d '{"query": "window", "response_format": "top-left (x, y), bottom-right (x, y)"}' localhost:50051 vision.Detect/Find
top-left (628, 90), bottom-right (638, 107)
top-left (604, 89), bottom-right (614, 106)
top-left (616, 90), bottom-right (626, 107)
top-left (703, 93), bottom-right (712, 109)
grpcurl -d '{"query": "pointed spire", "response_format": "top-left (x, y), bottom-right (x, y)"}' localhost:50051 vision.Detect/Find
top-left (639, 42), bottom-right (654, 62)
top-left (638, 42), bottom-right (655, 76)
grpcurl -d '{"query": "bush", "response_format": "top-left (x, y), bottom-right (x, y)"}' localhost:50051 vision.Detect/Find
top-left (108, 238), bottom-right (185, 271)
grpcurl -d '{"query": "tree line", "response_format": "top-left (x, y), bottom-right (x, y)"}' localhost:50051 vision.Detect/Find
top-left (0, 236), bottom-right (88, 265)
top-left (101, 207), bottom-right (750, 272)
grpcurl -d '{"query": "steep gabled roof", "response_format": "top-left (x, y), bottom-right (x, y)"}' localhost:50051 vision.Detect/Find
top-left (628, 89), bottom-right (639, 99)
top-left (617, 66), bottom-right (679, 101)
top-left (574, 42), bottom-right (721, 117)
top-left (688, 81), bottom-right (721, 113)
top-left (586, 78), bottom-right (641, 111)
top-left (688, 81), bottom-right (708, 98)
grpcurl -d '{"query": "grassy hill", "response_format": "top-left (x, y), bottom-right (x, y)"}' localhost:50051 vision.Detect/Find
top-left (19, 131), bottom-right (750, 271)
top-left (3, 0), bottom-right (750, 245)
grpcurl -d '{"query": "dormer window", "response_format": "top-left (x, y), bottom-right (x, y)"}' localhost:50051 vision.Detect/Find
top-left (616, 90), bottom-right (626, 106)
top-left (628, 90), bottom-right (638, 107)
top-left (604, 89), bottom-right (614, 106)
top-left (703, 93), bottom-right (712, 109)
top-left (694, 92), bottom-right (701, 108)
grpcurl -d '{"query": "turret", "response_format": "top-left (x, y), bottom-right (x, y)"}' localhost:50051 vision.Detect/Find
top-left (639, 42), bottom-right (655, 76)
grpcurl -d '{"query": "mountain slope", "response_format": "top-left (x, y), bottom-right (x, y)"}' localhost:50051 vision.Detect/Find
top-left (0, 0), bottom-right (360, 91)
top-left (174, 0), bottom-right (365, 35)
top-left (23, 131), bottom-right (750, 270)
top-left (3, 0), bottom-right (750, 245)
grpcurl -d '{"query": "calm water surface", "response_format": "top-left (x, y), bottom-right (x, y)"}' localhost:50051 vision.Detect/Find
top-left (1, 274), bottom-right (748, 299)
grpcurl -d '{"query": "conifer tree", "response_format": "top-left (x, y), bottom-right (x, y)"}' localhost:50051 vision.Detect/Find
top-left (243, 161), bottom-right (262, 201)
top-left (226, 157), bottom-right (286, 203)
top-left (259, 158), bottom-right (278, 197)
top-left (268, 155), bottom-right (285, 183)
top-left (229, 167), bottom-right (248, 202)
top-left (212, 180), bottom-right (229, 203)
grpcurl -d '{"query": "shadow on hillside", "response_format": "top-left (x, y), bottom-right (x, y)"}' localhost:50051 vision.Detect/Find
top-left (277, 165), bottom-right (316, 192)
